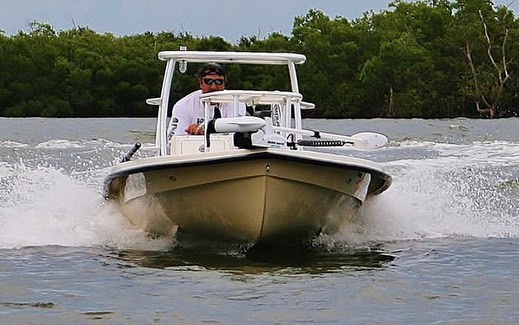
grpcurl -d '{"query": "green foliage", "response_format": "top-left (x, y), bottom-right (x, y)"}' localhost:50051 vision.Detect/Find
top-left (1, 1), bottom-right (518, 118)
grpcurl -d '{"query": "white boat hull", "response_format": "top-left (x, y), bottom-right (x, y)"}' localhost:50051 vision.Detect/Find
top-left (105, 149), bottom-right (391, 243)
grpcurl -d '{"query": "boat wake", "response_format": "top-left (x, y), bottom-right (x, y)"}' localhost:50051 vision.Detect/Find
top-left (0, 161), bottom-right (174, 251)
top-left (333, 141), bottom-right (519, 244)
top-left (0, 140), bottom-right (517, 250)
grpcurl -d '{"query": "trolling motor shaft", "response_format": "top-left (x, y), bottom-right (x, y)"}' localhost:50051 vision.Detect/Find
top-left (296, 139), bottom-right (352, 147)
top-left (120, 142), bottom-right (142, 162)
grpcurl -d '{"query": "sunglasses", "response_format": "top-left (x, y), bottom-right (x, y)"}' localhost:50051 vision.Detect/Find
top-left (202, 78), bottom-right (224, 85)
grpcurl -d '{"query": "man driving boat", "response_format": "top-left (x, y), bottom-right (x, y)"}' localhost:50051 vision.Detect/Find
top-left (166, 62), bottom-right (246, 139)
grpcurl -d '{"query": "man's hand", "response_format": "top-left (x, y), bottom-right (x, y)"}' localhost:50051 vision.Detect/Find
top-left (185, 123), bottom-right (204, 135)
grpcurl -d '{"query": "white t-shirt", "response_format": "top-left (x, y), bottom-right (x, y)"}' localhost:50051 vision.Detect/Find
top-left (167, 90), bottom-right (246, 139)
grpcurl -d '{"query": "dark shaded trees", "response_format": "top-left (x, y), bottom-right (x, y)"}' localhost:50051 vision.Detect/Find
top-left (1, 0), bottom-right (518, 118)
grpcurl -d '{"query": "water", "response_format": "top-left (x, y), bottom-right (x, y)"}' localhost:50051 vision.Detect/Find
top-left (1, 117), bottom-right (518, 324)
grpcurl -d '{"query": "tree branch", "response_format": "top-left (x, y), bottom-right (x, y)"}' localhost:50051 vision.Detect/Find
top-left (478, 9), bottom-right (512, 114)
top-left (479, 10), bottom-right (500, 73)
top-left (463, 42), bottom-right (479, 94)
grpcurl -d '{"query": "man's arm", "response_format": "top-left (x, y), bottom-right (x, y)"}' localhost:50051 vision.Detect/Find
top-left (167, 105), bottom-right (191, 138)
top-left (167, 91), bottom-right (203, 138)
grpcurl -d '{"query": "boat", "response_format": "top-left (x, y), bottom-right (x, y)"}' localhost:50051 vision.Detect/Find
top-left (103, 50), bottom-right (392, 244)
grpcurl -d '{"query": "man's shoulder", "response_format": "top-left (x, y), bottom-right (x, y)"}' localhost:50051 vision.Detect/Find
top-left (172, 90), bottom-right (203, 117)
top-left (176, 90), bottom-right (202, 105)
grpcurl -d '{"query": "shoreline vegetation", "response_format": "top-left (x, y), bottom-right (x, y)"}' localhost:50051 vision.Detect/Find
top-left (1, 0), bottom-right (518, 119)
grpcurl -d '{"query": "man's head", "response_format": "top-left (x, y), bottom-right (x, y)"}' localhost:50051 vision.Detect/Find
top-left (198, 62), bottom-right (225, 93)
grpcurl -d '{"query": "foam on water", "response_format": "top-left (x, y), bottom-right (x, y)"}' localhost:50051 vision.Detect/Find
top-left (0, 161), bottom-right (174, 250)
top-left (0, 140), bottom-right (28, 148)
top-left (336, 140), bottom-right (519, 243)
top-left (0, 139), bottom-right (517, 250)
top-left (34, 138), bottom-right (123, 149)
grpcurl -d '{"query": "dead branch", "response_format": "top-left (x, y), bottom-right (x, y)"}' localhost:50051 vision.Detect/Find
top-left (463, 42), bottom-right (479, 94)
top-left (477, 9), bottom-right (512, 115)
top-left (480, 10), bottom-right (500, 71)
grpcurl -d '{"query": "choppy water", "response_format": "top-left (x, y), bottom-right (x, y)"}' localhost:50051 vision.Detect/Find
top-left (1, 117), bottom-right (518, 324)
